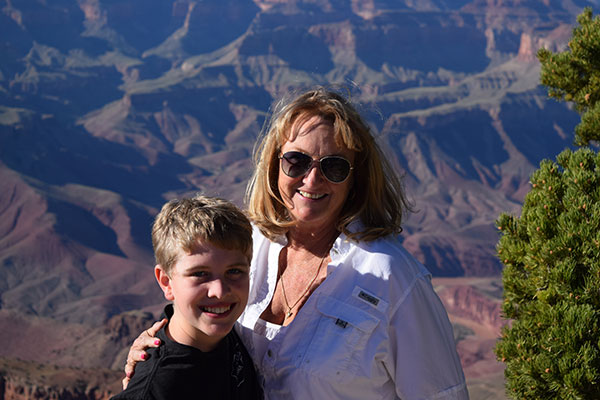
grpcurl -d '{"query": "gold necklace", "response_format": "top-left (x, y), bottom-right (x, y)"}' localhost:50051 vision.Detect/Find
top-left (279, 251), bottom-right (328, 319)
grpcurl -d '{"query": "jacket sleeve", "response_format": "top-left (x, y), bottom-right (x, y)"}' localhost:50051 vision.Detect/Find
top-left (387, 275), bottom-right (469, 400)
top-left (110, 352), bottom-right (160, 400)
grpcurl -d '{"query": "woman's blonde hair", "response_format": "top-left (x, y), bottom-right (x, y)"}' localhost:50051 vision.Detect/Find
top-left (245, 86), bottom-right (411, 242)
top-left (152, 195), bottom-right (253, 275)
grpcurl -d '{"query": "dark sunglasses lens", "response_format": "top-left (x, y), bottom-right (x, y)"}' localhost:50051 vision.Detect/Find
top-left (321, 157), bottom-right (351, 182)
top-left (281, 152), bottom-right (312, 177)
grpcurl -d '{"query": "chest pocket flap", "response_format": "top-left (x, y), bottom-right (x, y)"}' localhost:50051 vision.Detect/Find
top-left (316, 295), bottom-right (379, 334)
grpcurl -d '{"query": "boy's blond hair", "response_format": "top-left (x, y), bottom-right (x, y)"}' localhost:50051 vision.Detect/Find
top-left (152, 195), bottom-right (253, 275)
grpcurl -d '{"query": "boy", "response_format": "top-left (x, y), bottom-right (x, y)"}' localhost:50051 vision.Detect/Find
top-left (112, 195), bottom-right (261, 400)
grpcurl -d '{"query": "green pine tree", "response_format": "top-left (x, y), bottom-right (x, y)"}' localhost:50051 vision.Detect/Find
top-left (495, 7), bottom-right (600, 399)
top-left (495, 149), bottom-right (600, 399)
top-left (537, 7), bottom-right (600, 146)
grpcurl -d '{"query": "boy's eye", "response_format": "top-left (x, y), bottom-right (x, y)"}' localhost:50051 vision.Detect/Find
top-left (191, 271), bottom-right (208, 278)
top-left (227, 268), bottom-right (248, 277)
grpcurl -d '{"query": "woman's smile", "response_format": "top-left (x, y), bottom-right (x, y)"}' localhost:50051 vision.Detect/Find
top-left (297, 189), bottom-right (327, 200)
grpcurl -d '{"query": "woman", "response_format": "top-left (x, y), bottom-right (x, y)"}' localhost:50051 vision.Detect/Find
top-left (124, 87), bottom-right (469, 399)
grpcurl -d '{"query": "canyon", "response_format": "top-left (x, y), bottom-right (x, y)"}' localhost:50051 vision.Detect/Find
top-left (1, 0), bottom-right (595, 398)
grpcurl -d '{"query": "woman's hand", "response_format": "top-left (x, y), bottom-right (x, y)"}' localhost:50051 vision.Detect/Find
top-left (122, 318), bottom-right (167, 389)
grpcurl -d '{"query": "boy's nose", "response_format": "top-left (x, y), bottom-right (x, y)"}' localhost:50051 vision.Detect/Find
top-left (207, 278), bottom-right (229, 298)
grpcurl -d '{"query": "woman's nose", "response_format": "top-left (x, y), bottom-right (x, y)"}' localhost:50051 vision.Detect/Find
top-left (302, 162), bottom-right (325, 184)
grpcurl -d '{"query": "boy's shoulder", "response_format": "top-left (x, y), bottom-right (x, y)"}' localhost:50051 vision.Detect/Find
top-left (110, 328), bottom-right (168, 400)
top-left (111, 321), bottom-right (262, 400)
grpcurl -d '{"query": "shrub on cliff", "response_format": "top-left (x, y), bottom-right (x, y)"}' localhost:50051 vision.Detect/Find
top-left (495, 7), bottom-right (600, 399)
top-left (537, 7), bottom-right (600, 147)
top-left (495, 148), bottom-right (600, 398)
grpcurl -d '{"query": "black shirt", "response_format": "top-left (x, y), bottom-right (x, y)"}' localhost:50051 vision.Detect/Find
top-left (112, 307), bottom-right (262, 400)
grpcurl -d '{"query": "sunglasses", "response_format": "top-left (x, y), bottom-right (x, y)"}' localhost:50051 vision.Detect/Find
top-left (279, 151), bottom-right (353, 183)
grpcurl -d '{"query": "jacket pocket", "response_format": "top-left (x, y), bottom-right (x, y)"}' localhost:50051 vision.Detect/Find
top-left (296, 294), bottom-right (379, 382)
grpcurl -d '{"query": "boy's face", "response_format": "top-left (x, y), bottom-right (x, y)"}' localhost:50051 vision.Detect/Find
top-left (155, 241), bottom-right (250, 351)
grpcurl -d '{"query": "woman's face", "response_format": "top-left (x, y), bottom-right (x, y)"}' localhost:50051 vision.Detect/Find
top-left (277, 115), bottom-right (355, 232)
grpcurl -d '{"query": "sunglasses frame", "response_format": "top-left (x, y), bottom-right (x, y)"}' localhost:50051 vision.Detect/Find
top-left (278, 151), bottom-right (354, 183)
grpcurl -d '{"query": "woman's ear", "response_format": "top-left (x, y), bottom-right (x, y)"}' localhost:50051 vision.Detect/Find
top-left (155, 265), bottom-right (174, 301)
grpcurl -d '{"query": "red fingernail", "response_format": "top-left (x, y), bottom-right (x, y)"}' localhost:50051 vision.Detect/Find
top-left (126, 371), bottom-right (132, 378)
top-left (154, 339), bottom-right (161, 345)
top-left (140, 353), bottom-right (146, 360)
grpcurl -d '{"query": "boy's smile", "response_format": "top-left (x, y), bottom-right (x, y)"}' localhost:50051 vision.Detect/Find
top-left (155, 242), bottom-right (250, 352)
top-left (202, 305), bottom-right (233, 314)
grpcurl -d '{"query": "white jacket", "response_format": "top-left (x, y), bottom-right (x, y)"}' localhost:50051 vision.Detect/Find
top-left (236, 225), bottom-right (469, 399)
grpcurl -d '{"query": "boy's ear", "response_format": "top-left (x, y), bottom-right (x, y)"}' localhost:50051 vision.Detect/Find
top-left (155, 265), bottom-right (174, 301)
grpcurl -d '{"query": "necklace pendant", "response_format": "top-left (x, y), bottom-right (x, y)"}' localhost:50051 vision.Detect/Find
top-left (286, 310), bottom-right (293, 318)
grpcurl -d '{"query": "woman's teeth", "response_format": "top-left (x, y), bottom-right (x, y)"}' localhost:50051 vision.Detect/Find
top-left (202, 305), bottom-right (231, 314)
top-left (299, 190), bottom-right (325, 199)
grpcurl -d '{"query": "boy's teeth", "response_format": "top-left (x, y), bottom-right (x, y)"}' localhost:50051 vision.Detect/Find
top-left (299, 190), bottom-right (325, 199)
top-left (202, 305), bottom-right (231, 314)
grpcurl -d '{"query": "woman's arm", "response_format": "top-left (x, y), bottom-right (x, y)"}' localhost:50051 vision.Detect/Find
top-left (388, 276), bottom-right (468, 399)
top-left (122, 318), bottom-right (167, 390)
